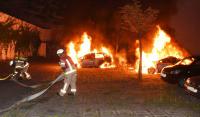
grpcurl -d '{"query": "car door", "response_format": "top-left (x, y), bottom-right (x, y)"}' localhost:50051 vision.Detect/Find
top-left (82, 54), bottom-right (95, 67)
top-left (87, 54), bottom-right (95, 67)
top-left (178, 57), bottom-right (194, 77)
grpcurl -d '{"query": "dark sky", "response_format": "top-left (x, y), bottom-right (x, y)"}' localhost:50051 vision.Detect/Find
top-left (55, 0), bottom-right (179, 39)
top-left (169, 0), bottom-right (200, 55)
top-left (62, 0), bottom-right (178, 26)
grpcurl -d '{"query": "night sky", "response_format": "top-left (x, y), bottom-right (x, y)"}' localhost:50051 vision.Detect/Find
top-left (169, 0), bottom-right (200, 55)
top-left (52, 0), bottom-right (179, 43)
top-left (60, 0), bottom-right (178, 27)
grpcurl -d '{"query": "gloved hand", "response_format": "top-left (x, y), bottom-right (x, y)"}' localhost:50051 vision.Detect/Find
top-left (59, 61), bottom-right (65, 67)
top-left (64, 72), bottom-right (68, 77)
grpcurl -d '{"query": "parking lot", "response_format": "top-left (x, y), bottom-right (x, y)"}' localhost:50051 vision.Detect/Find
top-left (0, 62), bottom-right (200, 117)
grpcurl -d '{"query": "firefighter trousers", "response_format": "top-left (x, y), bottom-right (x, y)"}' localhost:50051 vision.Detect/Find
top-left (60, 71), bottom-right (77, 95)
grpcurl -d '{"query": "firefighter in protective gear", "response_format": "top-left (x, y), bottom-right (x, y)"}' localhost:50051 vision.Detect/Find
top-left (10, 57), bottom-right (31, 80)
top-left (57, 49), bottom-right (77, 96)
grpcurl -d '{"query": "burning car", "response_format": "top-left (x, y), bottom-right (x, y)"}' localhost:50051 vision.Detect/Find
top-left (160, 56), bottom-right (200, 87)
top-left (79, 52), bottom-right (112, 68)
top-left (184, 76), bottom-right (200, 98)
top-left (148, 56), bottom-right (181, 74)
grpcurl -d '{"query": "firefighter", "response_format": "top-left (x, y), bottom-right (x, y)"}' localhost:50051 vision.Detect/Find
top-left (57, 49), bottom-right (77, 96)
top-left (9, 57), bottom-right (31, 80)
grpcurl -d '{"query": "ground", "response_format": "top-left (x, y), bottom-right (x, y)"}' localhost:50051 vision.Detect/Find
top-left (0, 61), bottom-right (200, 117)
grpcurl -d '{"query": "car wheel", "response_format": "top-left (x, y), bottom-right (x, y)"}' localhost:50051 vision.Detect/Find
top-left (178, 77), bottom-right (187, 87)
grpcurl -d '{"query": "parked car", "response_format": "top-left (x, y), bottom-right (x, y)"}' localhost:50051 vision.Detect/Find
top-left (184, 76), bottom-right (200, 98)
top-left (160, 56), bottom-right (200, 87)
top-left (79, 52), bottom-right (112, 68)
top-left (148, 56), bottom-right (180, 74)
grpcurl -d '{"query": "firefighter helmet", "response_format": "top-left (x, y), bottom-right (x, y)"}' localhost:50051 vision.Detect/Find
top-left (57, 49), bottom-right (64, 56)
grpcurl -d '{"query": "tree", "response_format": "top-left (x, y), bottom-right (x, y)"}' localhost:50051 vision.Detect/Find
top-left (0, 14), bottom-right (40, 59)
top-left (0, 18), bottom-right (16, 44)
top-left (30, 29), bottom-right (40, 57)
top-left (120, 0), bottom-right (158, 80)
top-left (0, 17), bottom-right (18, 59)
top-left (15, 24), bottom-right (40, 57)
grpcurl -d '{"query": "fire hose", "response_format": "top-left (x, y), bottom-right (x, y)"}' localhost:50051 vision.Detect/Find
top-left (0, 73), bottom-right (44, 89)
top-left (0, 74), bottom-right (13, 81)
top-left (0, 69), bottom-right (76, 113)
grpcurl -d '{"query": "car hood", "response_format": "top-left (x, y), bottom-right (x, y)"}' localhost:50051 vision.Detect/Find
top-left (189, 76), bottom-right (200, 84)
top-left (163, 64), bottom-right (186, 71)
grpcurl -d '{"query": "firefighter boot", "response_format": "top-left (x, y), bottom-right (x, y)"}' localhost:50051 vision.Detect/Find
top-left (58, 83), bottom-right (68, 96)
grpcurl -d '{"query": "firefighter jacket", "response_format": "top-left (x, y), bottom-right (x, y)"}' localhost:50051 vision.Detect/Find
top-left (59, 55), bottom-right (76, 71)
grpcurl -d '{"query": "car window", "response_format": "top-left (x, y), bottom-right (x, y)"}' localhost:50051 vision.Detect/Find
top-left (84, 54), bottom-right (95, 59)
top-left (170, 58), bottom-right (179, 63)
top-left (159, 57), bottom-right (172, 63)
top-left (179, 58), bottom-right (194, 65)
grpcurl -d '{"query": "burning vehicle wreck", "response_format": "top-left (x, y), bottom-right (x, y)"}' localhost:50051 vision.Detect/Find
top-left (148, 56), bottom-right (181, 74)
top-left (134, 26), bottom-right (188, 74)
top-left (66, 32), bottom-right (116, 69)
top-left (79, 52), bottom-right (112, 68)
top-left (160, 56), bottom-right (200, 87)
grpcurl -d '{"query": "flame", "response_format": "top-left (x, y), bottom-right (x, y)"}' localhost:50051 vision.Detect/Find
top-left (66, 32), bottom-right (115, 68)
top-left (135, 26), bottom-right (189, 73)
top-left (67, 42), bottom-right (78, 64)
top-left (100, 47), bottom-right (116, 68)
top-left (77, 32), bottom-right (92, 57)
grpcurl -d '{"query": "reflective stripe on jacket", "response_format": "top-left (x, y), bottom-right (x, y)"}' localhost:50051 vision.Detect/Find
top-left (60, 56), bottom-right (76, 71)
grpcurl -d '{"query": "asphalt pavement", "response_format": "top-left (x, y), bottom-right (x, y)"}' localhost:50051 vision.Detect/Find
top-left (0, 62), bottom-right (200, 117)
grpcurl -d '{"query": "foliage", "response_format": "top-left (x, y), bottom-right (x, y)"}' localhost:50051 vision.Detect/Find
top-left (120, 0), bottom-right (159, 34)
top-left (0, 15), bottom-right (40, 57)
top-left (0, 18), bottom-right (16, 44)
top-left (15, 24), bottom-right (40, 55)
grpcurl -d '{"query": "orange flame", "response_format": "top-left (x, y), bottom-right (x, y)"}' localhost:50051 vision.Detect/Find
top-left (66, 32), bottom-right (115, 68)
top-left (67, 42), bottom-right (78, 64)
top-left (135, 26), bottom-right (189, 73)
top-left (77, 32), bottom-right (92, 57)
top-left (100, 47), bottom-right (116, 68)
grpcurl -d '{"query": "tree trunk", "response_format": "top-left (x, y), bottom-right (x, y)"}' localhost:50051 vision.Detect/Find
top-left (138, 33), bottom-right (142, 80)
top-left (115, 37), bottom-right (119, 54)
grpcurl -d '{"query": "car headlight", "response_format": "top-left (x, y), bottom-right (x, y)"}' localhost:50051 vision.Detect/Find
top-left (170, 70), bottom-right (181, 74)
top-left (186, 78), bottom-right (191, 84)
top-left (9, 60), bottom-right (13, 66)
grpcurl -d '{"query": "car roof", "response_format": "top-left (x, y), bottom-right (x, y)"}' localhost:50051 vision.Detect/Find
top-left (84, 52), bottom-right (106, 56)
